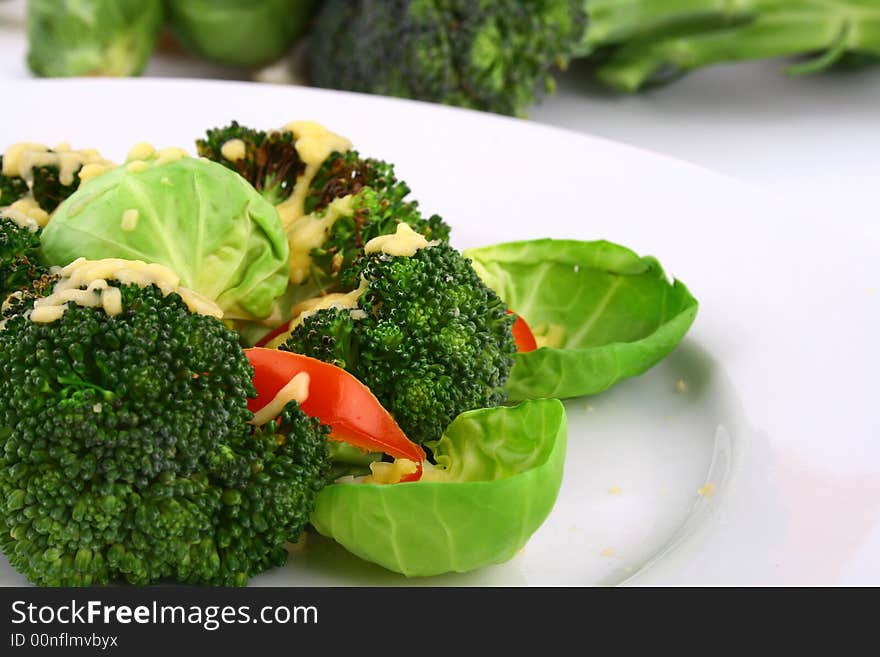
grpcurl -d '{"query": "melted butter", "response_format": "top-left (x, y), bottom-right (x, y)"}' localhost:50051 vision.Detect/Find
top-left (250, 372), bottom-right (310, 427)
top-left (30, 258), bottom-right (223, 324)
top-left (286, 194), bottom-right (355, 284)
top-left (275, 121), bottom-right (352, 229)
top-left (364, 222), bottom-right (432, 257)
top-left (220, 138), bottom-right (247, 162)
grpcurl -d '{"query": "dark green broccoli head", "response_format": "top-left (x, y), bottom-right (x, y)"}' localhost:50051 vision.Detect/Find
top-left (282, 243), bottom-right (517, 443)
top-left (196, 121), bottom-right (305, 205)
top-left (0, 217), bottom-right (49, 301)
top-left (0, 157), bottom-right (28, 206)
top-left (0, 282), bottom-right (331, 585)
top-left (306, 152), bottom-right (451, 287)
top-left (1, 154), bottom-right (87, 214)
top-left (308, 0), bottom-right (588, 116)
top-left (284, 306), bottom-right (359, 370)
top-left (305, 150), bottom-right (412, 215)
top-left (30, 164), bottom-right (81, 213)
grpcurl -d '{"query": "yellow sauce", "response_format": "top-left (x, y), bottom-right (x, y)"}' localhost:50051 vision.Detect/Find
top-left (286, 194), bottom-right (355, 284)
top-left (120, 209), bottom-right (139, 232)
top-left (531, 321), bottom-right (566, 349)
top-left (364, 222), bottom-right (431, 257)
top-left (126, 142), bottom-right (157, 162)
top-left (30, 258), bottom-right (223, 324)
top-left (0, 198), bottom-right (50, 229)
top-left (2, 142), bottom-right (113, 186)
top-left (250, 372), bottom-right (310, 427)
top-left (364, 459), bottom-right (419, 484)
top-left (275, 121), bottom-right (352, 230)
top-left (220, 139), bottom-right (247, 162)
top-left (265, 276), bottom-right (369, 349)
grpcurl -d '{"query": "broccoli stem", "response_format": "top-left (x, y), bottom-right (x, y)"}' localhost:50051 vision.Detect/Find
top-left (594, 0), bottom-right (880, 91)
top-left (579, 0), bottom-right (757, 54)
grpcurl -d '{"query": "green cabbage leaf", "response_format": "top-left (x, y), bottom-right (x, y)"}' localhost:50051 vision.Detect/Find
top-left (310, 399), bottom-right (567, 577)
top-left (41, 156), bottom-right (290, 320)
top-left (465, 239), bottom-right (698, 401)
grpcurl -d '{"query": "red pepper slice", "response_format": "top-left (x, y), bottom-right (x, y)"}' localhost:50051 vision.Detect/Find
top-left (254, 321), bottom-right (292, 348)
top-left (245, 348), bottom-right (425, 482)
top-left (508, 311), bottom-right (538, 353)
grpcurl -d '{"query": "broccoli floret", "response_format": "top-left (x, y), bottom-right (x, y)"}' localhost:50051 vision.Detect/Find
top-left (30, 164), bottom-right (82, 213)
top-left (282, 243), bottom-right (516, 444)
top-left (1, 152), bottom-right (89, 214)
top-left (198, 121), bottom-right (451, 291)
top-left (308, 0), bottom-right (588, 116)
top-left (0, 157), bottom-right (28, 206)
top-left (0, 217), bottom-right (50, 301)
top-left (1, 271), bottom-right (58, 321)
top-left (196, 121), bottom-right (305, 205)
top-left (305, 151), bottom-right (451, 287)
top-left (0, 281), bottom-right (330, 586)
top-left (285, 306), bottom-right (358, 370)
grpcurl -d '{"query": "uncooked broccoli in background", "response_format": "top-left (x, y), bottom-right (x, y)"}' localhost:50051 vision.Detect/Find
top-left (21, 1), bottom-right (880, 114)
top-left (26, 0), bottom-right (164, 77)
top-left (306, 0), bottom-right (880, 109)
top-left (308, 0), bottom-right (589, 117)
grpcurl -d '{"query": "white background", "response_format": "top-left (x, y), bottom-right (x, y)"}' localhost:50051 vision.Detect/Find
top-left (2, 0), bottom-right (878, 245)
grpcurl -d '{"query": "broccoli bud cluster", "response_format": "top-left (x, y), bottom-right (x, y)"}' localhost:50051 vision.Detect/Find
top-left (0, 217), bottom-right (50, 302)
top-left (283, 243), bottom-right (516, 444)
top-left (0, 284), bottom-right (330, 586)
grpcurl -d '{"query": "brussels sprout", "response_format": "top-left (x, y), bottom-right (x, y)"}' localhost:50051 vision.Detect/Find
top-left (26, 0), bottom-right (163, 77)
top-left (41, 153), bottom-right (290, 321)
top-left (164, 0), bottom-right (318, 68)
top-left (311, 399), bottom-right (567, 577)
top-left (465, 239), bottom-right (699, 401)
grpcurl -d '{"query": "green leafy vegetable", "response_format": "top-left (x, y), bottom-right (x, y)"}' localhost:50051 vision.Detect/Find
top-left (311, 399), bottom-right (567, 576)
top-left (26, 0), bottom-right (163, 77)
top-left (465, 239), bottom-right (698, 401)
top-left (40, 156), bottom-right (290, 320)
top-left (165, 0), bottom-right (318, 68)
top-left (308, 0), bottom-right (588, 117)
top-left (590, 0), bottom-right (880, 91)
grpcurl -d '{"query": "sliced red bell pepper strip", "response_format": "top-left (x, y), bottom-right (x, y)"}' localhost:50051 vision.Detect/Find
top-left (254, 320), bottom-right (292, 348)
top-left (508, 310), bottom-right (538, 353)
top-left (245, 348), bottom-right (425, 482)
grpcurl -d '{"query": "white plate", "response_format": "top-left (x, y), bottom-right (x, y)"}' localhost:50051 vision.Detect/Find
top-left (1, 79), bottom-right (878, 586)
